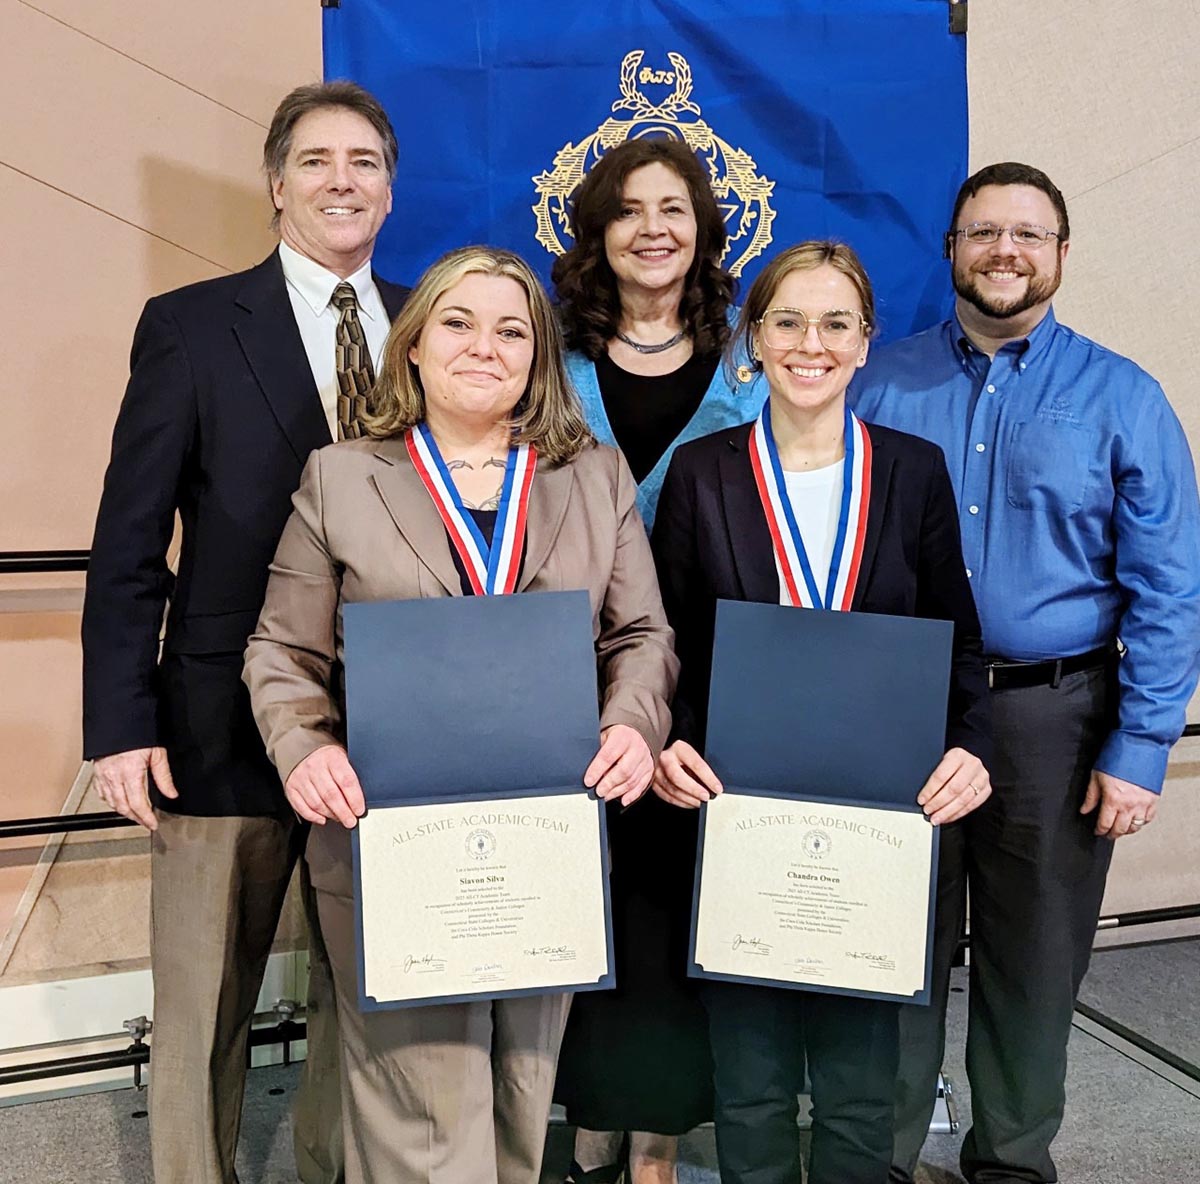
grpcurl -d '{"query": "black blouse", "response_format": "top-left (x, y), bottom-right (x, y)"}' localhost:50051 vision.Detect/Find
top-left (447, 508), bottom-right (525, 596)
top-left (595, 350), bottom-right (718, 483)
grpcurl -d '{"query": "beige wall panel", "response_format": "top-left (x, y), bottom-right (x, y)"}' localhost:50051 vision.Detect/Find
top-left (0, 165), bottom-right (218, 549)
top-left (0, 614), bottom-right (83, 823)
top-left (22, 0), bottom-right (321, 124)
top-left (0, 819), bottom-right (306, 988)
top-left (0, 0), bottom-right (277, 272)
top-left (0, 611), bottom-right (82, 942)
top-left (1052, 140), bottom-right (1200, 442)
top-left (968, 8), bottom-right (1200, 437)
top-left (0, 0), bottom-right (318, 997)
top-left (967, 0), bottom-right (1199, 200)
top-left (0, 831), bottom-right (149, 985)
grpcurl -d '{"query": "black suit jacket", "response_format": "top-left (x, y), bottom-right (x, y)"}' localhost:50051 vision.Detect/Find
top-left (82, 251), bottom-right (409, 816)
top-left (650, 419), bottom-right (991, 765)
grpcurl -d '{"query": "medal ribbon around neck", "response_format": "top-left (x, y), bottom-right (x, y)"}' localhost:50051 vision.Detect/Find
top-left (748, 401), bottom-right (872, 611)
top-left (405, 423), bottom-right (537, 595)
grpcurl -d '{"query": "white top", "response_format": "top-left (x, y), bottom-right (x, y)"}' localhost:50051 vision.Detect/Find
top-left (278, 241), bottom-right (390, 439)
top-left (776, 461), bottom-right (844, 605)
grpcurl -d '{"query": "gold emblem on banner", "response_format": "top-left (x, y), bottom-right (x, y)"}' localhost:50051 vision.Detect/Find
top-left (532, 50), bottom-right (776, 276)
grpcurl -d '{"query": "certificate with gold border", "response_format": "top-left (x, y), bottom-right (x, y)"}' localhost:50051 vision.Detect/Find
top-left (352, 787), bottom-right (613, 1010)
top-left (689, 789), bottom-right (938, 1003)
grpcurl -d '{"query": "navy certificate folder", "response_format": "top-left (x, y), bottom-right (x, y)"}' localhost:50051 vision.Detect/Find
top-left (342, 590), bottom-right (614, 1009)
top-left (690, 601), bottom-right (952, 1004)
top-left (706, 600), bottom-right (953, 803)
top-left (343, 590), bottom-right (600, 800)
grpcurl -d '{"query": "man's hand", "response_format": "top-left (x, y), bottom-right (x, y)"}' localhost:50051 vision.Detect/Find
top-left (584, 724), bottom-right (654, 808)
top-left (92, 747), bottom-right (178, 832)
top-left (652, 740), bottom-right (723, 810)
top-left (1081, 769), bottom-right (1158, 839)
top-left (917, 747), bottom-right (991, 826)
top-left (285, 745), bottom-right (366, 828)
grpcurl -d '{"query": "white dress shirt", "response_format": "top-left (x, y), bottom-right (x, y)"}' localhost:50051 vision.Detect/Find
top-left (278, 240), bottom-right (390, 440)
top-left (776, 461), bottom-right (844, 605)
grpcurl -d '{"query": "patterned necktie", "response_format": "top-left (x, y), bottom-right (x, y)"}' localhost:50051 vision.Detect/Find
top-left (332, 282), bottom-right (376, 440)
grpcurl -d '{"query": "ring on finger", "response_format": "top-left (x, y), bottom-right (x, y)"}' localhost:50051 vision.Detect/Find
top-left (1131, 817), bottom-right (1148, 828)
top-left (968, 782), bottom-right (981, 795)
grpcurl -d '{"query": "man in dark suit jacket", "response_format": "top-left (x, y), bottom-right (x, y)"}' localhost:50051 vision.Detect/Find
top-left (82, 81), bottom-right (408, 1184)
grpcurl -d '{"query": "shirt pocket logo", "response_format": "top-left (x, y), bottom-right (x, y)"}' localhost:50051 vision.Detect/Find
top-left (1006, 418), bottom-right (1097, 514)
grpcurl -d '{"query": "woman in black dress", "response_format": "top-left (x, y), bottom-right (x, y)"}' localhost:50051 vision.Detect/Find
top-left (551, 138), bottom-right (764, 1184)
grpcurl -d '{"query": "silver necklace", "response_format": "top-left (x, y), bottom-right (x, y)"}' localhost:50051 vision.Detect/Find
top-left (615, 328), bottom-right (687, 355)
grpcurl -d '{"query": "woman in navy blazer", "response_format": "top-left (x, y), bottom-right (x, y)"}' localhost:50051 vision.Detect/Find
top-left (650, 243), bottom-right (993, 1184)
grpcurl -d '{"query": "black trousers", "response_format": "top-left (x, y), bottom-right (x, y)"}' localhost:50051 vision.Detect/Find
top-left (706, 981), bottom-right (899, 1184)
top-left (890, 662), bottom-right (1117, 1184)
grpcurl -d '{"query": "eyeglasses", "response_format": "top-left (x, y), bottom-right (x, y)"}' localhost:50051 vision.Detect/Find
top-left (757, 308), bottom-right (868, 353)
top-left (948, 222), bottom-right (1062, 250)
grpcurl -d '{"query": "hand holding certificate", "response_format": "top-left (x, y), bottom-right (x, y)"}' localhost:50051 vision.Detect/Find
top-left (357, 791), bottom-right (610, 1005)
top-left (687, 602), bottom-right (952, 1003)
top-left (344, 592), bottom-right (619, 1010)
top-left (693, 792), bottom-right (934, 998)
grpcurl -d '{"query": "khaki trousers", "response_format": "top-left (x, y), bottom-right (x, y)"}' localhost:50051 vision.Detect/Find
top-left (149, 810), bottom-right (344, 1184)
top-left (309, 825), bottom-right (571, 1184)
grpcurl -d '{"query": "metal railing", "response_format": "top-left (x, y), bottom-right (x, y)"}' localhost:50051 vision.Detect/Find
top-left (0, 1011), bottom-right (308, 1090)
top-left (0, 550), bottom-right (89, 574)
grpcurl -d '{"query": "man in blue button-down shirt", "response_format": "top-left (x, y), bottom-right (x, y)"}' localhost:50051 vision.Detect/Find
top-left (852, 162), bottom-right (1200, 1184)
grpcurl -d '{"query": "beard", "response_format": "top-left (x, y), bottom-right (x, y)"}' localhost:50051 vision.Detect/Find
top-left (953, 250), bottom-right (1063, 320)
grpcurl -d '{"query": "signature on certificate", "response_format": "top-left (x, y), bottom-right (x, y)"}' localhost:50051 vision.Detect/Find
top-left (846, 950), bottom-right (893, 966)
top-left (524, 945), bottom-right (573, 958)
top-left (403, 953), bottom-right (446, 974)
top-left (732, 934), bottom-right (773, 955)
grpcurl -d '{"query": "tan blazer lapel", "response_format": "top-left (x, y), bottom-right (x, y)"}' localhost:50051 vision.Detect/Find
top-left (368, 436), bottom-right (463, 597)
top-left (518, 459), bottom-right (575, 591)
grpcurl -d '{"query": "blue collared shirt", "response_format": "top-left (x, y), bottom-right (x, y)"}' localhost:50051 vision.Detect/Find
top-left (850, 308), bottom-right (1200, 793)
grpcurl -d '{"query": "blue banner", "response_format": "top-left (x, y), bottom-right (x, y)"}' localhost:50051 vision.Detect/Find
top-left (324, 0), bottom-right (966, 341)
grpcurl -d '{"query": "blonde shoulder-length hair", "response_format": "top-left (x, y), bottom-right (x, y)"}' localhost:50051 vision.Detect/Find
top-left (364, 245), bottom-right (594, 466)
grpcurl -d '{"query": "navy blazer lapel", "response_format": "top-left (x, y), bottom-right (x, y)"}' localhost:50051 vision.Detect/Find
top-left (375, 275), bottom-right (409, 322)
top-left (849, 423), bottom-right (895, 612)
top-left (233, 253), bottom-right (329, 464)
top-left (718, 426), bottom-right (779, 603)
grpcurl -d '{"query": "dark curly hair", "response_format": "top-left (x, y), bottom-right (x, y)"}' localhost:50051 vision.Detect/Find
top-left (551, 138), bottom-right (735, 361)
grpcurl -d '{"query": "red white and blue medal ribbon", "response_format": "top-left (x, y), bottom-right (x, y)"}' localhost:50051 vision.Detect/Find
top-left (405, 423), bottom-right (537, 596)
top-left (748, 401), bottom-right (872, 611)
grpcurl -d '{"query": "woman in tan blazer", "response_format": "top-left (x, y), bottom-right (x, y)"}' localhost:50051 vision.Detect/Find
top-left (244, 245), bottom-right (678, 1184)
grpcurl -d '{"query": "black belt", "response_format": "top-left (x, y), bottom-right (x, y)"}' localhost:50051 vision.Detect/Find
top-left (985, 643), bottom-right (1117, 691)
